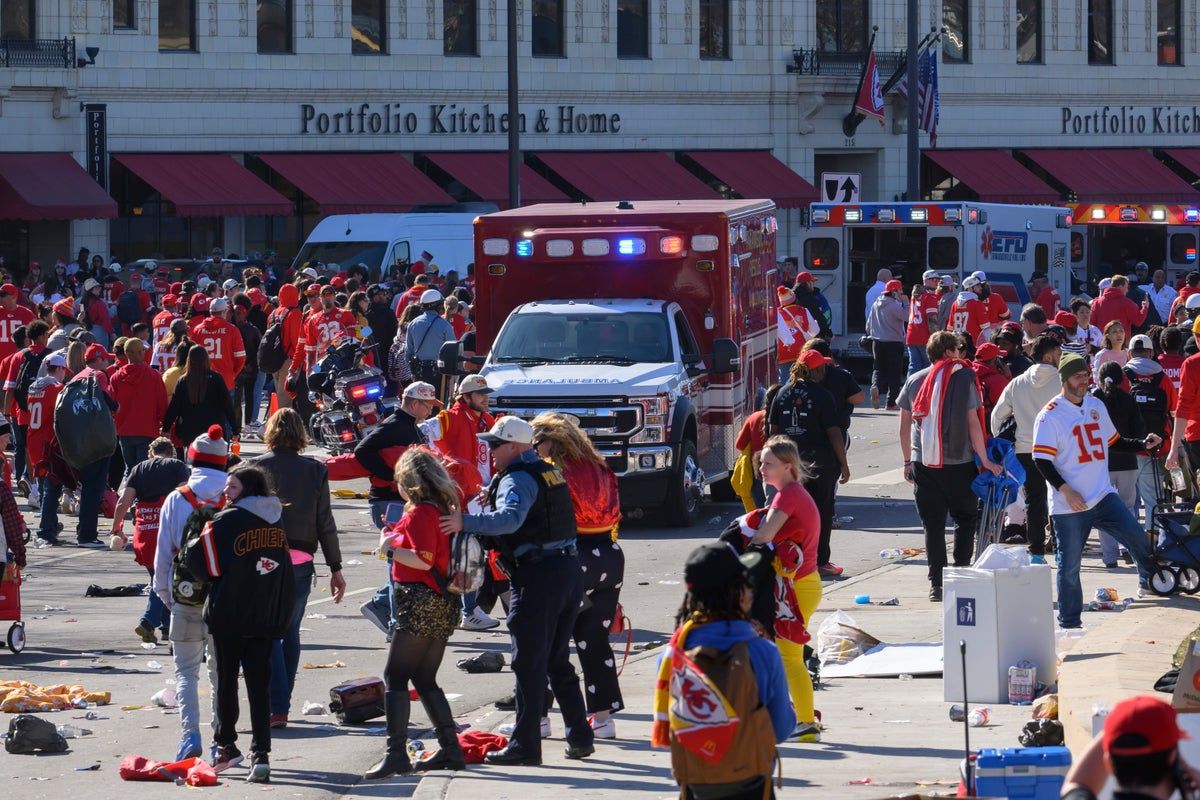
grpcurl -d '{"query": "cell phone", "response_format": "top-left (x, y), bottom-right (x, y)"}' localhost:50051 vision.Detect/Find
top-left (383, 503), bottom-right (404, 526)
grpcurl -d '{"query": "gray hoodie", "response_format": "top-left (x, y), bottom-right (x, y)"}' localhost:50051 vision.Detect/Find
top-left (233, 495), bottom-right (283, 524)
top-left (866, 294), bottom-right (908, 342)
top-left (990, 363), bottom-right (1061, 454)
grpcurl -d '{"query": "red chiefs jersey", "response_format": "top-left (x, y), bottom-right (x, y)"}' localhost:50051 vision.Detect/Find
top-left (0, 305), bottom-right (34, 363)
top-left (151, 310), bottom-right (178, 352)
top-left (985, 293), bottom-right (1011, 325)
top-left (948, 295), bottom-right (990, 344)
top-left (424, 402), bottom-right (496, 497)
top-left (906, 292), bottom-right (941, 346)
top-left (4, 344), bottom-right (46, 425)
top-left (25, 380), bottom-right (63, 476)
top-left (103, 279), bottom-right (126, 305)
top-left (301, 308), bottom-right (356, 367)
top-left (191, 316), bottom-right (246, 390)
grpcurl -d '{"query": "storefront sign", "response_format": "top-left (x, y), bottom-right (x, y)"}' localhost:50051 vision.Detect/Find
top-left (1061, 105), bottom-right (1200, 135)
top-left (85, 104), bottom-right (107, 188)
top-left (299, 103), bottom-right (621, 136)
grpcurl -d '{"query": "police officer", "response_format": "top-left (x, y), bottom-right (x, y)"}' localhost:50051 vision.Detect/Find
top-left (405, 289), bottom-right (456, 389)
top-left (441, 417), bottom-right (594, 766)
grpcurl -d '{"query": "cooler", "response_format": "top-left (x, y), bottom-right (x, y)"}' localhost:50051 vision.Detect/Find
top-left (974, 746), bottom-right (1071, 800)
top-left (943, 564), bottom-right (1056, 704)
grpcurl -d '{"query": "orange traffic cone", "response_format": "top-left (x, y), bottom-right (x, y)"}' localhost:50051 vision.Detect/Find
top-left (267, 392), bottom-right (279, 419)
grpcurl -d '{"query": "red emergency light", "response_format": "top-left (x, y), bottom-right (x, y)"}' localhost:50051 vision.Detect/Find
top-left (660, 236), bottom-right (685, 255)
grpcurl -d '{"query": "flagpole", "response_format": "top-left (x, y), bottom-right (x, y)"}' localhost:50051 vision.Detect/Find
top-left (841, 27), bottom-right (878, 138)
top-left (905, 3), bottom-right (920, 199)
top-left (882, 30), bottom-right (936, 95)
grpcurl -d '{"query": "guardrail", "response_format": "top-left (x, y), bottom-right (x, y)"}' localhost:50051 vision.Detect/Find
top-left (0, 37), bottom-right (76, 68)
top-left (787, 48), bottom-right (906, 77)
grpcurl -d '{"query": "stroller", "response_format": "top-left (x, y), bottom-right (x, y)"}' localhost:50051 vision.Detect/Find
top-left (971, 438), bottom-right (1026, 559)
top-left (1147, 460), bottom-right (1200, 595)
top-left (0, 560), bottom-right (25, 653)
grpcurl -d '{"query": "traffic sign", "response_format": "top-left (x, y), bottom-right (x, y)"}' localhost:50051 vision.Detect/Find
top-left (820, 172), bottom-right (861, 204)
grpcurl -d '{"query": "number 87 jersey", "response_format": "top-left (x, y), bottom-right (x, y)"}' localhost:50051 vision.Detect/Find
top-left (1031, 393), bottom-right (1120, 515)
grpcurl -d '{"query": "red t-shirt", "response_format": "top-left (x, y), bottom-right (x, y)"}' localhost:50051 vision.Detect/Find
top-left (734, 410), bottom-right (766, 454)
top-left (0, 351), bottom-right (19, 420)
top-left (906, 293), bottom-right (941, 346)
top-left (387, 503), bottom-right (450, 592)
top-left (770, 482), bottom-right (820, 579)
top-left (986, 293), bottom-right (1011, 325)
top-left (1036, 285), bottom-right (1061, 318)
top-left (1160, 353), bottom-right (1185, 393)
top-left (0, 305), bottom-right (34, 363)
top-left (25, 380), bottom-right (62, 475)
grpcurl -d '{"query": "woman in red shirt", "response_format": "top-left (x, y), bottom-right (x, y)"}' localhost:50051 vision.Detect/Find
top-left (365, 448), bottom-right (465, 780)
top-left (749, 435), bottom-right (823, 744)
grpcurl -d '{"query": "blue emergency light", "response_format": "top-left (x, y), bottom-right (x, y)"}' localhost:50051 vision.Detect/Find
top-left (618, 239), bottom-right (636, 255)
top-left (515, 239), bottom-right (534, 257)
top-left (1188, 209), bottom-right (1200, 223)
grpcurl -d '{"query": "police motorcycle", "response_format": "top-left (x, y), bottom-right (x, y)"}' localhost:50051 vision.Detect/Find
top-left (307, 327), bottom-right (398, 453)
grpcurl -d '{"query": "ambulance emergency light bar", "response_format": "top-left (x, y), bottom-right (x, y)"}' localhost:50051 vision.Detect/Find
top-left (483, 233), bottom-right (714, 257)
top-left (1079, 205), bottom-right (1199, 224)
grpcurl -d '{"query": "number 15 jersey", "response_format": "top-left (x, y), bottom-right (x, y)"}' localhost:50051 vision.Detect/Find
top-left (1031, 393), bottom-right (1119, 515)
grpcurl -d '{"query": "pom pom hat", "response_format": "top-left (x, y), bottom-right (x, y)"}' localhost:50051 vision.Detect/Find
top-left (188, 425), bottom-right (229, 471)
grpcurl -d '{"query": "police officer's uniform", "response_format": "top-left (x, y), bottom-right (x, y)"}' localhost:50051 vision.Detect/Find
top-left (464, 420), bottom-right (594, 764)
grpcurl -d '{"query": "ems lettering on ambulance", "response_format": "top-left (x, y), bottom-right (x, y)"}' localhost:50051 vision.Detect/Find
top-left (1031, 396), bottom-right (1120, 515)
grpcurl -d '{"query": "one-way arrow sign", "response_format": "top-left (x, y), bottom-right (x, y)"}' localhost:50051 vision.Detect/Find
top-left (820, 172), bottom-right (861, 204)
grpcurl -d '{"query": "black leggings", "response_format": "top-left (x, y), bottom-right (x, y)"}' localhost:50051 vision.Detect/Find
top-left (574, 534), bottom-right (625, 715)
top-left (384, 632), bottom-right (447, 693)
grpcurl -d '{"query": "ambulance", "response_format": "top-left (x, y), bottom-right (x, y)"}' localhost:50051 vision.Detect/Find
top-left (1065, 203), bottom-right (1200, 291)
top-left (799, 201), bottom-right (1073, 358)
top-left (441, 199), bottom-right (777, 526)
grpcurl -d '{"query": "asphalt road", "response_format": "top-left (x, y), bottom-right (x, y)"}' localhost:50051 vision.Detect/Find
top-left (1, 403), bottom-right (923, 798)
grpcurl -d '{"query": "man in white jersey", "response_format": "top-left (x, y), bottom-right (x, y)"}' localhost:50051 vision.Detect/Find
top-left (1031, 353), bottom-right (1159, 629)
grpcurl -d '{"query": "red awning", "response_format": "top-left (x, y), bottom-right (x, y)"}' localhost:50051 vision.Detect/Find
top-left (683, 151), bottom-right (817, 208)
top-left (536, 152), bottom-right (719, 201)
top-left (1020, 149), bottom-right (1199, 203)
top-left (257, 153), bottom-right (453, 213)
top-left (0, 153), bottom-right (116, 220)
top-left (113, 154), bottom-right (293, 217)
top-left (922, 150), bottom-right (1061, 204)
top-left (1162, 149), bottom-right (1200, 183)
top-left (424, 152), bottom-right (567, 207)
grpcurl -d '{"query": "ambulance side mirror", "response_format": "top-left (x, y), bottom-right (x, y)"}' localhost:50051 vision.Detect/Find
top-left (710, 338), bottom-right (739, 375)
top-left (438, 341), bottom-right (464, 375)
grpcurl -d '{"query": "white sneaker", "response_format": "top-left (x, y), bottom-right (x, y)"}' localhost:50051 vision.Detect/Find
top-left (16, 478), bottom-right (30, 498)
top-left (1136, 586), bottom-right (1150, 600)
top-left (460, 607), bottom-right (500, 631)
top-left (26, 489), bottom-right (40, 511)
top-left (589, 716), bottom-right (616, 739)
top-left (498, 717), bottom-right (551, 739)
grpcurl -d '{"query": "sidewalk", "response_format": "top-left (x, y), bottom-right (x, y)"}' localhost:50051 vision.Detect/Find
top-left (406, 551), bottom-right (1154, 800)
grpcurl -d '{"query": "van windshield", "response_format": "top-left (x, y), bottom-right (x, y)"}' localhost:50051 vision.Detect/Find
top-left (293, 241), bottom-right (388, 272)
top-left (493, 312), bottom-right (672, 365)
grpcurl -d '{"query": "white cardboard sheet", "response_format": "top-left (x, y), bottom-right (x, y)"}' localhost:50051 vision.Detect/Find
top-left (821, 642), bottom-right (944, 678)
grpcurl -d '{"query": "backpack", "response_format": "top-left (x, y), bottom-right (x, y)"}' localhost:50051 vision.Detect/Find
top-left (171, 487), bottom-right (224, 607)
top-left (1125, 366), bottom-right (1171, 438)
top-left (53, 376), bottom-right (117, 469)
top-left (667, 637), bottom-right (777, 790)
top-left (432, 531), bottom-right (486, 596)
top-left (13, 349), bottom-right (50, 412)
top-left (117, 289), bottom-right (142, 326)
top-left (257, 310), bottom-right (289, 374)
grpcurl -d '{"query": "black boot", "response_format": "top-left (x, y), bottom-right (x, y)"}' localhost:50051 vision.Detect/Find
top-left (364, 691), bottom-right (412, 780)
top-left (414, 689), bottom-right (465, 771)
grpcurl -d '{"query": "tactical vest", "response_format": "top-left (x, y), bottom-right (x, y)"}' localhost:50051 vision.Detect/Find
top-left (485, 458), bottom-right (577, 556)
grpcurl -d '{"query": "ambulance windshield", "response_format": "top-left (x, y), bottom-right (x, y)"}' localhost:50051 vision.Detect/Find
top-left (493, 312), bottom-right (671, 364)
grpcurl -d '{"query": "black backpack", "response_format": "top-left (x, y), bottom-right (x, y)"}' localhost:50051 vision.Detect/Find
top-left (171, 487), bottom-right (224, 607)
top-left (117, 289), bottom-right (142, 326)
top-left (257, 310), bottom-right (289, 374)
top-left (13, 348), bottom-right (50, 412)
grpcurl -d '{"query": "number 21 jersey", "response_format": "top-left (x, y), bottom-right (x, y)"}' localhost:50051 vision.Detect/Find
top-left (1031, 393), bottom-right (1119, 515)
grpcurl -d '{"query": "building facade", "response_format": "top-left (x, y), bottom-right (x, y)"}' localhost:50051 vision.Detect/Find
top-left (0, 0), bottom-right (1198, 271)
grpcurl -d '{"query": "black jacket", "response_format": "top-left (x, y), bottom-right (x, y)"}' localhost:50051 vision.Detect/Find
top-left (353, 408), bottom-right (426, 501)
top-left (163, 371), bottom-right (239, 443)
top-left (253, 449), bottom-right (341, 571)
top-left (1091, 386), bottom-right (1145, 472)
top-left (190, 496), bottom-right (294, 639)
top-left (366, 302), bottom-right (399, 367)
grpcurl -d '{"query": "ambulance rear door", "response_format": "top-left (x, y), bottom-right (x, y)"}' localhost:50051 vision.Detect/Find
top-left (798, 225), bottom-right (843, 334)
top-left (1166, 225), bottom-right (1199, 278)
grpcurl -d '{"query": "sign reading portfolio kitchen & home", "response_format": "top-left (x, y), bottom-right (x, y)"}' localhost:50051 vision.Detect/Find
top-left (1061, 105), bottom-right (1200, 135)
top-left (300, 103), bottom-right (622, 136)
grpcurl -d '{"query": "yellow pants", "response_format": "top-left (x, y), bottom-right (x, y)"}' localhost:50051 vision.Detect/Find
top-left (776, 570), bottom-right (822, 725)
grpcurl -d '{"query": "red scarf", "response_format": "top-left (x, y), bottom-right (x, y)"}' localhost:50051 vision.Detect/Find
top-left (911, 357), bottom-right (986, 468)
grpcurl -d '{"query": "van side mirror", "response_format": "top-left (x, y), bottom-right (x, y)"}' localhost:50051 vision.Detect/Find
top-left (438, 340), bottom-right (464, 375)
top-left (710, 338), bottom-right (739, 375)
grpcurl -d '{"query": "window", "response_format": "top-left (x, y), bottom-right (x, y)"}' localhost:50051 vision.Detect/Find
top-left (1158, 0), bottom-right (1181, 64)
top-left (674, 311), bottom-right (700, 363)
top-left (159, 0), bottom-right (196, 50)
top-left (1171, 233), bottom-right (1197, 264)
top-left (257, 0), bottom-right (291, 52)
top-left (443, 0), bottom-right (476, 54)
top-left (531, 0), bottom-right (562, 56)
top-left (698, 0), bottom-right (728, 58)
top-left (815, 0), bottom-right (868, 53)
top-left (804, 238), bottom-right (840, 270)
top-left (617, 0), bottom-right (648, 58)
top-left (1088, 0), bottom-right (1113, 64)
top-left (114, 0), bottom-right (136, 29)
top-left (928, 237), bottom-right (959, 269)
top-left (1070, 232), bottom-right (1085, 264)
top-left (1, 0), bottom-right (35, 38)
top-left (1034, 243), bottom-right (1049, 271)
top-left (943, 0), bottom-right (968, 62)
top-left (1016, 0), bottom-right (1040, 63)
top-left (353, 0), bottom-right (386, 52)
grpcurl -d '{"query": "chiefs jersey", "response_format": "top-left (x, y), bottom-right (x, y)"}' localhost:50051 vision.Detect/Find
top-left (191, 316), bottom-right (246, 390)
top-left (947, 294), bottom-right (990, 345)
top-left (25, 379), bottom-right (63, 475)
top-left (985, 293), bottom-right (1011, 326)
top-left (301, 308), bottom-right (356, 367)
top-left (1032, 393), bottom-right (1120, 515)
top-left (0, 305), bottom-right (34, 363)
top-left (906, 292), bottom-right (941, 346)
top-left (151, 310), bottom-right (178, 351)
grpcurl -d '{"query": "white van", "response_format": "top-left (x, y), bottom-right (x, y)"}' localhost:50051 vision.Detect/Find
top-left (293, 205), bottom-right (494, 280)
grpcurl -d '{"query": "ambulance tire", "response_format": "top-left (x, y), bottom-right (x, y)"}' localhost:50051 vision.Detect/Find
top-left (664, 439), bottom-right (701, 528)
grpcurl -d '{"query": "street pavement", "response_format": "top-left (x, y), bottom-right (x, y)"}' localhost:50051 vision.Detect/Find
top-left (0, 404), bottom-right (1148, 797)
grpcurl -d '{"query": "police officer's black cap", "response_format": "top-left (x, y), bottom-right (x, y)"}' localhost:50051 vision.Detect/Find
top-left (683, 542), bottom-right (761, 593)
top-left (368, 283), bottom-right (389, 297)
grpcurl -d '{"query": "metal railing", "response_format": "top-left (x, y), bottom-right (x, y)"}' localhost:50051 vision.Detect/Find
top-left (0, 37), bottom-right (76, 68)
top-left (787, 48), bottom-right (906, 77)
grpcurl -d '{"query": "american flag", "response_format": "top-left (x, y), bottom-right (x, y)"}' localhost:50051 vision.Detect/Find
top-left (895, 45), bottom-right (940, 146)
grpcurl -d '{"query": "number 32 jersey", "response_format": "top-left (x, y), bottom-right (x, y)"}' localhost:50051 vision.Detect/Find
top-left (1031, 393), bottom-right (1119, 515)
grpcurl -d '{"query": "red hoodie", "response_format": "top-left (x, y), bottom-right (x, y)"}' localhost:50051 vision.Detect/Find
top-left (1169, 286), bottom-right (1200, 321)
top-left (1091, 287), bottom-right (1148, 336)
top-left (111, 361), bottom-right (169, 438)
top-left (970, 360), bottom-right (1011, 423)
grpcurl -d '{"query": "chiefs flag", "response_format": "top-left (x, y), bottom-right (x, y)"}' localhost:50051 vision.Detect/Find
top-left (853, 50), bottom-right (885, 126)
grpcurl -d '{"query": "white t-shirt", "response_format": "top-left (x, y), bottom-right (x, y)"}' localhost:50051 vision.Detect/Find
top-left (1061, 325), bottom-right (1102, 356)
top-left (1031, 393), bottom-right (1119, 515)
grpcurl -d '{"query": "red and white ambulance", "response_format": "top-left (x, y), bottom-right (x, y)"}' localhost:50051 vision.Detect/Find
top-left (1065, 203), bottom-right (1200, 290)
top-left (448, 199), bottom-right (777, 525)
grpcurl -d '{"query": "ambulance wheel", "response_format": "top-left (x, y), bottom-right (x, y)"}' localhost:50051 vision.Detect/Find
top-left (7, 622), bottom-right (25, 654)
top-left (664, 439), bottom-right (701, 528)
top-left (1178, 567), bottom-right (1200, 595)
top-left (1149, 567), bottom-right (1179, 596)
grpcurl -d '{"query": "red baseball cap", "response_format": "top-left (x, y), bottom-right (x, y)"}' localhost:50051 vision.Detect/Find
top-left (161, 293), bottom-right (179, 307)
top-left (974, 342), bottom-right (1001, 361)
top-left (1103, 695), bottom-right (1190, 756)
top-left (84, 344), bottom-right (114, 363)
top-left (885, 279), bottom-right (904, 294)
top-left (191, 294), bottom-right (210, 313)
top-left (795, 271), bottom-right (816, 284)
top-left (246, 288), bottom-right (267, 307)
top-left (1054, 310), bottom-right (1076, 327)
top-left (799, 349), bottom-right (833, 369)
top-left (330, 275), bottom-right (346, 290)
top-left (169, 282), bottom-right (184, 294)
top-left (0, 284), bottom-right (18, 297)
top-left (304, 284), bottom-right (321, 297)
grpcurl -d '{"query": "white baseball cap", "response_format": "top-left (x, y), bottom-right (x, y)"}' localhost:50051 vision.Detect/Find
top-left (922, 270), bottom-right (940, 281)
top-left (456, 374), bottom-right (493, 395)
top-left (209, 297), bottom-right (229, 313)
top-left (301, 267), bottom-right (319, 280)
top-left (419, 289), bottom-right (444, 305)
top-left (971, 270), bottom-right (988, 282)
top-left (1099, 277), bottom-right (1113, 291)
top-left (1185, 293), bottom-right (1200, 310)
top-left (962, 275), bottom-right (981, 289)
top-left (1129, 334), bottom-right (1155, 351)
top-left (480, 416), bottom-right (534, 446)
top-left (402, 381), bottom-right (442, 405)
top-left (44, 352), bottom-right (67, 369)
top-left (222, 279), bottom-right (239, 291)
